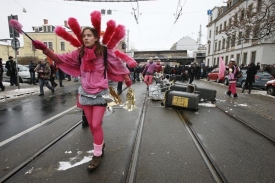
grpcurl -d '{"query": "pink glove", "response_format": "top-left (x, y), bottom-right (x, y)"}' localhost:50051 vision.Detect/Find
top-left (32, 40), bottom-right (47, 50)
top-left (125, 79), bottom-right (132, 87)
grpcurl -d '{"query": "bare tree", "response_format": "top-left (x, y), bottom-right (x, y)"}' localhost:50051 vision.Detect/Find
top-left (221, 0), bottom-right (275, 44)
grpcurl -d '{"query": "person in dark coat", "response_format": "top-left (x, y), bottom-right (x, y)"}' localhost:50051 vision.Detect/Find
top-left (29, 60), bottom-right (37, 85)
top-left (256, 62), bottom-right (261, 70)
top-left (188, 64), bottom-right (195, 84)
top-left (50, 61), bottom-right (58, 88)
top-left (0, 58), bottom-right (5, 91)
top-left (242, 62), bottom-right (257, 94)
top-left (57, 67), bottom-right (64, 87)
top-left (5, 56), bottom-right (18, 86)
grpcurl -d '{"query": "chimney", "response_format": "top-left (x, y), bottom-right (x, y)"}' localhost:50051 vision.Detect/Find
top-left (43, 19), bottom-right (48, 25)
top-left (64, 20), bottom-right (68, 28)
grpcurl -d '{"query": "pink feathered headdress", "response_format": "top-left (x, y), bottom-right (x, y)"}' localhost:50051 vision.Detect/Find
top-left (53, 10), bottom-right (136, 68)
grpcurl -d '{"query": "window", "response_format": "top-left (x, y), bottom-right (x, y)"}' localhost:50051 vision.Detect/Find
top-left (219, 8), bottom-right (223, 15)
top-left (247, 4), bottom-right (253, 18)
top-left (61, 42), bottom-right (65, 51)
top-left (238, 32), bottom-right (243, 45)
top-left (253, 24), bottom-right (260, 38)
top-left (240, 10), bottom-right (245, 21)
top-left (227, 36), bottom-right (231, 48)
top-left (208, 44), bottom-right (211, 53)
top-left (251, 51), bottom-right (256, 63)
top-left (236, 54), bottom-right (240, 65)
top-left (47, 26), bottom-right (52, 32)
top-left (209, 30), bottom-right (211, 38)
top-left (48, 42), bottom-right (53, 50)
top-left (234, 13), bottom-right (238, 25)
top-left (243, 52), bottom-right (247, 64)
top-left (218, 40), bottom-right (221, 51)
top-left (216, 26), bottom-right (218, 35)
top-left (220, 24), bottom-right (222, 32)
top-left (215, 42), bottom-right (217, 51)
top-left (231, 33), bottom-right (236, 47)
top-left (228, 17), bottom-right (232, 28)
top-left (214, 58), bottom-right (216, 65)
top-left (43, 41), bottom-right (53, 50)
top-left (224, 21), bottom-right (227, 31)
top-left (227, 0), bottom-right (232, 8)
top-left (225, 56), bottom-right (229, 65)
top-left (257, 0), bottom-right (262, 12)
top-left (222, 38), bottom-right (225, 49)
top-left (245, 28), bottom-right (250, 43)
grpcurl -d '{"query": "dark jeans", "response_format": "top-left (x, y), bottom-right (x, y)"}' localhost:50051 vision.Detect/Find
top-left (189, 75), bottom-right (194, 84)
top-left (117, 82), bottom-right (123, 94)
top-left (30, 71), bottom-right (36, 84)
top-left (10, 75), bottom-right (18, 86)
top-left (50, 76), bottom-right (57, 87)
top-left (242, 80), bottom-right (253, 93)
top-left (39, 79), bottom-right (54, 94)
top-left (134, 72), bottom-right (140, 81)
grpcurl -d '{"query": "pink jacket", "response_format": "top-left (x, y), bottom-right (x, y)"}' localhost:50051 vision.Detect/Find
top-left (43, 48), bottom-right (129, 94)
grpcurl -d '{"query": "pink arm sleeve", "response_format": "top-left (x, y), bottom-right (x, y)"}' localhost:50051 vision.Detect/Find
top-left (106, 49), bottom-right (130, 82)
top-left (43, 48), bottom-right (81, 76)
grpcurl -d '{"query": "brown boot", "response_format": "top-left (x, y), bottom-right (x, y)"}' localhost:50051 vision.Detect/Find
top-left (87, 156), bottom-right (101, 171)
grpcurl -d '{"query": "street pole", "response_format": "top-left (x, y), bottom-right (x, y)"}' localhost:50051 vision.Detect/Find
top-left (10, 14), bottom-right (20, 89)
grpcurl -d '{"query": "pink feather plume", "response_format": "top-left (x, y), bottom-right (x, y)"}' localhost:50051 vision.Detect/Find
top-left (90, 11), bottom-right (101, 38)
top-left (107, 25), bottom-right (125, 49)
top-left (68, 17), bottom-right (83, 44)
top-left (114, 50), bottom-right (137, 68)
top-left (55, 26), bottom-right (81, 47)
top-left (102, 20), bottom-right (116, 45)
top-left (9, 19), bottom-right (23, 34)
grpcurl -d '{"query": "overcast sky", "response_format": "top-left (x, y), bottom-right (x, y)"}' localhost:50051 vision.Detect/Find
top-left (0, 0), bottom-right (225, 50)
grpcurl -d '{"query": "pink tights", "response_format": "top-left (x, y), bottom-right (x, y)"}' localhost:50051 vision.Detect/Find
top-left (82, 105), bottom-right (106, 145)
top-left (144, 75), bottom-right (153, 86)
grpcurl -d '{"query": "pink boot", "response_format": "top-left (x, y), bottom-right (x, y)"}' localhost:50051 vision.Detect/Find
top-left (87, 143), bottom-right (105, 171)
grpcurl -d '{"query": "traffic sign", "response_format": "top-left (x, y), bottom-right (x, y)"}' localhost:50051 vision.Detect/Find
top-left (8, 15), bottom-right (19, 38)
top-left (11, 38), bottom-right (20, 51)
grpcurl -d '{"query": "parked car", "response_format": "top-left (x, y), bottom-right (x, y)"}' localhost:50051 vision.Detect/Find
top-left (2, 64), bottom-right (38, 83)
top-left (265, 79), bottom-right (275, 96)
top-left (207, 68), bottom-right (225, 83)
top-left (224, 69), bottom-right (274, 89)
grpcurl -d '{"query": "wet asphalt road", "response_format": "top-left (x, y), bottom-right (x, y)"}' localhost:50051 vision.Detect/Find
top-left (0, 84), bottom-right (79, 142)
top-left (1, 79), bottom-right (275, 182)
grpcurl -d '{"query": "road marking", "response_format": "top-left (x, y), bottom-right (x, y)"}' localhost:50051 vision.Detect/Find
top-left (0, 106), bottom-right (77, 148)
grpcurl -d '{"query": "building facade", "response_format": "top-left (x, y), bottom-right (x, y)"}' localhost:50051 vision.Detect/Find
top-left (0, 41), bottom-right (24, 62)
top-left (206, 0), bottom-right (275, 68)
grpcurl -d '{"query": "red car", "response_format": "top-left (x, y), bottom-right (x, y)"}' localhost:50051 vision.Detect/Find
top-left (265, 79), bottom-right (275, 96)
top-left (207, 68), bottom-right (225, 83)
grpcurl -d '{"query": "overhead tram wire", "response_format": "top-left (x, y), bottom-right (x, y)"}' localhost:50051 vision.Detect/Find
top-left (130, 0), bottom-right (146, 49)
top-left (164, 0), bottom-right (186, 48)
top-left (163, 23), bottom-right (176, 49)
top-left (174, 0), bottom-right (187, 24)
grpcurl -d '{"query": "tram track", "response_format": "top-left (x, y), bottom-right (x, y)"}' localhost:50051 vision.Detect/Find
top-left (0, 120), bottom-right (82, 183)
top-left (177, 102), bottom-right (275, 183)
top-left (215, 105), bottom-right (275, 145)
top-left (177, 109), bottom-right (228, 183)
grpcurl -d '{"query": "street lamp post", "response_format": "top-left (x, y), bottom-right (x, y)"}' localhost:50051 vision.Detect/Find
top-left (9, 14), bottom-right (20, 89)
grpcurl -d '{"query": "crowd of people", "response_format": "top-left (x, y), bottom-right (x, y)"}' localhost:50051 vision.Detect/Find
top-left (125, 56), bottom-right (267, 100)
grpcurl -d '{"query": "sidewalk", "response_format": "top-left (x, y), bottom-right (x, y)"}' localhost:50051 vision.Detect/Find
top-left (0, 80), bottom-right (81, 102)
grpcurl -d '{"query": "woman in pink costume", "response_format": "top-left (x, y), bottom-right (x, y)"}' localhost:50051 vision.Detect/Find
top-left (225, 68), bottom-right (238, 98)
top-left (32, 25), bottom-right (135, 172)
